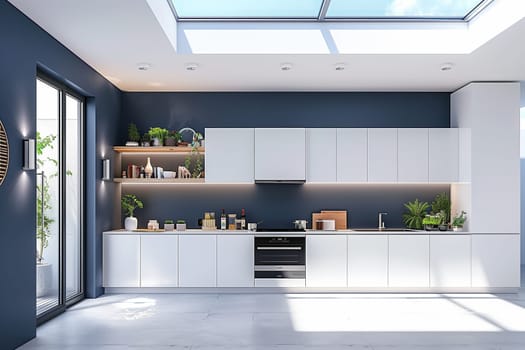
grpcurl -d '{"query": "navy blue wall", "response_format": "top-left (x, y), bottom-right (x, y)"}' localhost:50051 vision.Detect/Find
top-left (0, 2), bottom-right (120, 348)
top-left (121, 92), bottom-right (450, 229)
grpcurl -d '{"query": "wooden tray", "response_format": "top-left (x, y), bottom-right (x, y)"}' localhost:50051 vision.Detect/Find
top-left (312, 210), bottom-right (347, 230)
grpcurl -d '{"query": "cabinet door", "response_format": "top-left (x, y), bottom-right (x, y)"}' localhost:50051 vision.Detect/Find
top-left (306, 235), bottom-right (347, 287)
top-left (205, 128), bottom-right (254, 183)
top-left (141, 235), bottom-right (178, 287)
top-left (388, 235), bottom-right (429, 287)
top-left (347, 235), bottom-right (388, 287)
top-left (103, 234), bottom-right (140, 287)
top-left (398, 128), bottom-right (429, 183)
top-left (368, 128), bottom-right (397, 182)
top-left (471, 234), bottom-right (520, 288)
top-left (430, 235), bottom-right (470, 288)
top-left (255, 128), bottom-right (306, 181)
top-left (337, 128), bottom-right (367, 182)
top-left (429, 128), bottom-right (459, 182)
top-left (306, 128), bottom-right (336, 182)
top-left (217, 235), bottom-right (254, 287)
top-left (179, 235), bottom-right (217, 287)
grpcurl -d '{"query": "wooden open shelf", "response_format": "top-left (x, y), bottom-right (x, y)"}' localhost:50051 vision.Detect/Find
top-left (113, 146), bottom-right (204, 153)
top-left (114, 178), bottom-right (205, 184)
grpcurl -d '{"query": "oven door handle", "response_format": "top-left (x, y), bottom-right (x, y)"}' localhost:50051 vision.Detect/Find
top-left (256, 246), bottom-right (302, 250)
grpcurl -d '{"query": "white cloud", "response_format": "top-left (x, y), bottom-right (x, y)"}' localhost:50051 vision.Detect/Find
top-left (389, 0), bottom-right (420, 16)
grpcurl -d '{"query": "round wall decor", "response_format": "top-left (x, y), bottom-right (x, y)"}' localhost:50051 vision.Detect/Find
top-left (0, 120), bottom-right (9, 186)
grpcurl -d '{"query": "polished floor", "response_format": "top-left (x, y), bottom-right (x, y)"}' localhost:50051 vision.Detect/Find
top-left (21, 272), bottom-right (525, 350)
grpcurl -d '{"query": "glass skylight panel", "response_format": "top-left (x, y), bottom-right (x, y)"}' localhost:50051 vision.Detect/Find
top-left (171, 0), bottom-right (324, 18)
top-left (326, 0), bottom-right (486, 19)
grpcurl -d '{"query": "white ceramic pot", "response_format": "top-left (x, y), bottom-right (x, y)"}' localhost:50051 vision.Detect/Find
top-left (125, 216), bottom-right (138, 230)
top-left (176, 223), bottom-right (187, 231)
top-left (452, 226), bottom-right (463, 232)
top-left (36, 263), bottom-right (52, 298)
top-left (164, 223), bottom-right (175, 231)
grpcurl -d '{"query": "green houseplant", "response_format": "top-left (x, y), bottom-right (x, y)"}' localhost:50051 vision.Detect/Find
top-left (402, 199), bottom-right (430, 230)
top-left (164, 219), bottom-right (175, 231)
top-left (431, 192), bottom-right (451, 224)
top-left (176, 219), bottom-right (187, 231)
top-left (148, 127), bottom-right (168, 146)
top-left (127, 123), bottom-right (140, 146)
top-left (122, 194), bottom-right (143, 230)
top-left (452, 211), bottom-right (467, 231)
top-left (164, 130), bottom-right (181, 147)
top-left (141, 132), bottom-right (151, 147)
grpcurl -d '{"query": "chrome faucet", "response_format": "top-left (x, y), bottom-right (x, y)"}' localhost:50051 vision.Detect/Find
top-left (378, 212), bottom-right (388, 230)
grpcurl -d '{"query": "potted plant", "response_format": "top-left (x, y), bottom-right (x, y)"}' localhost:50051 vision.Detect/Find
top-left (402, 199), bottom-right (429, 230)
top-left (176, 219), bottom-right (187, 231)
top-left (148, 127), bottom-right (168, 146)
top-left (164, 130), bottom-right (181, 147)
top-left (164, 219), bottom-right (175, 231)
top-left (452, 211), bottom-right (467, 231)
top-left (121, 194), bottom-right (143, 230)
top-left (422, 214), bottom-right (442, 231)
top-left (141, 132), bottom-right (151, 147)
top-left (431, 192), bottom-right (451, 225)
top-left (126, 123), bottom-right (141, 146)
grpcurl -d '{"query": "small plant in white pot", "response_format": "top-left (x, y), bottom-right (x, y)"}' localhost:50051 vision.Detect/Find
top-left (176, 220), bottom-right (187, 231)
top-left (164, 219), bottom-right (175, 231)
top-left (452, 211), bottom-right (467, 232)
top-left (122, 194), bottom-right (143, 230)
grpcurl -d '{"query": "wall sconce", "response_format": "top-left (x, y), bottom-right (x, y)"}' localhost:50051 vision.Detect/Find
top-left (23, 138), bottom-right (35, 170)
top-left (102, 158), bottom-right (111, 181)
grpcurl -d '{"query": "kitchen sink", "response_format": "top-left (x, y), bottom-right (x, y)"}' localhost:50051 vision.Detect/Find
top-left (351, 228), bottom-right (417, 232)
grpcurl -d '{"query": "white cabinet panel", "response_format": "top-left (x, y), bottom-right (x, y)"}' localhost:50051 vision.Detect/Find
top-left (430, 235), bottom-right (470, 288)
top-left (179, 235), bottom-right (217, 287)
top-left (255, 128), bottom-right (306, 181)
top-left (347, 235), bottom-right (388, 287)
top-left (306, 128), bottom-right (336, 182)
top-left (398, 128), bottom-right (429, 183)
top-left (205, 128), bottom-right (254, 183)
top-left (471, 234), bottom-right (520, 288)
top-left (217, 235), bottom-right (254, 287)
top-left (429, 128), bottom-right (459, 182)
top-left (103, 235), bottom-right (140, 287)
top-left (337, 128), bottom-right (367, 182)
top-left (388, 235), bottom-right (430, 287)
top-left (140, 235), bottom-right (178, 287)
top-left (368, 128), bottom-right (397, 182)
top-left (306, 235), bottom-right (347, 287)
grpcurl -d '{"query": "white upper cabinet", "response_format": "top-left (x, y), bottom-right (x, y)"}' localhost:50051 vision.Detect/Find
top-left (140, 235), bottom-right (179, 287)
top-left (255, 128), bottom-right (306, 182)
top-left (368, 128), bottom-right (398, 182)
top-left (179, 235), bottom-right (217, 287)
top-left (398, 128), bottom-right (429, 183)
top-left (205, 128), bottom-right (254, 183)
top-left (306, 128), bottom-right (337, 182)
top-left (429, 128), bottom-right (459, 182)
top-left (217, 235), bottom-right (254, 287)
top-left (306, 235), bottom-right (347, 287)
top-left (337, 128), bottom-right (368, 182)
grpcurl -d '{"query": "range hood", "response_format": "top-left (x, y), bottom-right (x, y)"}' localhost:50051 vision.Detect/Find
top-left (255, 179), bottom-right (306, 184)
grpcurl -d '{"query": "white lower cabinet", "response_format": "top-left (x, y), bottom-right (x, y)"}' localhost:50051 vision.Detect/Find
top-left (140, 235), bottom-right (178, 287)
top-left (388, 235), bottom-right (430, 287)
top-left (347, 235), bottom-right (388, 287)
top-left (179, 235), bottom-right (217, 287)
top-left (217, 235), bottom-right (254, 287)
top-left (306, 235), bottom-right (347, 287)
top-left (103, 235), bottom-right (140, 287)
top-left (430, 235), bottom-right (471, 288)
top-left (471, 234), bottom-right (520, 288)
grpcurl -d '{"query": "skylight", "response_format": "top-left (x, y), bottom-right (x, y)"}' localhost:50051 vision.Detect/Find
top-left (170, 0), bottom-right (492, 21)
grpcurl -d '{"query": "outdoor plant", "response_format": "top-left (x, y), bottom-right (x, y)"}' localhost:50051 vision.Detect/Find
top-left (148, 127), bottom-right (169, 144)
top-left (121, 194), bottom-right (143, 217)
top-left (452, 211), bottom-right (467, 227)
top-left (402, 199), bottom-right (430, 229)
top-left (431, 192), bottom-right (451, 224)
top-left (127, 123), bottom-right (140, 142)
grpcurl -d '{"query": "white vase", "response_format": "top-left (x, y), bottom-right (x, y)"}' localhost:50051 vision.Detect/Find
top-left (36, 263), bottom-right (52, 298)
top-left (125, 216), bottom-right (138, 230)
top-left (144, 157), bottom-right (153, 178)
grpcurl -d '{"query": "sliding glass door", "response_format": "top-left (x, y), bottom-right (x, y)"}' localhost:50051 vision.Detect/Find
top-left (36, 76), bottom-right (84, 320)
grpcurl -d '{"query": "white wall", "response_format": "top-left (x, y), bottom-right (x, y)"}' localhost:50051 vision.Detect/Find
top-left (520, 81), bottom-right (525, 265)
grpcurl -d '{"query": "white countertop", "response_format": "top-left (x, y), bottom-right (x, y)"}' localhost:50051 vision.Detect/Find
top-left (104, 229), bottom-right (472, 235)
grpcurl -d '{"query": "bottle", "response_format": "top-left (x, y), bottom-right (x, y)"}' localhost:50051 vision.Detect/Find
top-left (220, 209), bottom-right (227, 230)
top-left (240, 208), bottom-right (246, 230)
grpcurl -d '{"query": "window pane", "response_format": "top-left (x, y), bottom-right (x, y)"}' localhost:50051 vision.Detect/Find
top-left (172, 0), bottom-right (323, 18)
top-left (326, 0), bottom-right (485, 18)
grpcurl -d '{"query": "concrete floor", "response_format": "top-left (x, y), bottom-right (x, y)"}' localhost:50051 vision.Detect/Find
top-left (20, 271), bottom-right (525, 350)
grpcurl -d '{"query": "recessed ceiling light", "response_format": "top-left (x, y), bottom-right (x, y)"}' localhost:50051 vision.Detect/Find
top-left (280, 63), bottom-right (293, 71)
top-left (185, 63), bottom-right (199, 71)
top-left (440, 63), bottom-right (454, 72)
top-left (335, 63), bottom-right (346, 71)
top-left (137, 63), bottom-right (151, 71)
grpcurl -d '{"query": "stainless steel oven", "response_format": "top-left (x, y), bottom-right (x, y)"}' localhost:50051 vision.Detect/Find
top-left (254, 233), bottom-right (306, 287)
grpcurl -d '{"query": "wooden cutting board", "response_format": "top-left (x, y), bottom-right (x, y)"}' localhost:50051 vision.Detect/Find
top-left (312, 210), bottom-right (347, 230)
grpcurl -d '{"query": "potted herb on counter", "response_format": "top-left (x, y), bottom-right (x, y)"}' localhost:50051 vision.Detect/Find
top-left (164, 219), bottom-right (175, 231)
top-left (422, 213), bottom-right (444, 231)
top-left (121, 194), bottom-right (143, 230)
top-left (126, 123), bottom-right (141, 146)
top-left (148, 127), bottom-right (168, 146)
top-left (402, 199), bottom-right (429, 230)
top-left (176, 220), bottom-right (187, 231)
top-left (452, 211), bottom-right (467, 232)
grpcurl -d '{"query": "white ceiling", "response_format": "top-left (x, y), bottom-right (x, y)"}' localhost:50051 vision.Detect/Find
top-left (8, 0), bottom-right (525, 92)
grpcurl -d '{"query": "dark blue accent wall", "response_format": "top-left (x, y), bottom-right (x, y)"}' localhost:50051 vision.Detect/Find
top-left (120, 92), bottom-right (450, 229)
top-left (0, 3), bottom-right (120, 348)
